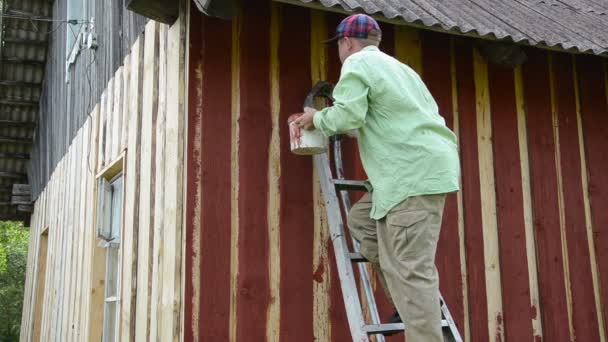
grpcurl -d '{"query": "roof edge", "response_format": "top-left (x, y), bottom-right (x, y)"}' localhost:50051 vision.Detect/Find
top-left (273, 0), bottom-right (608, 58)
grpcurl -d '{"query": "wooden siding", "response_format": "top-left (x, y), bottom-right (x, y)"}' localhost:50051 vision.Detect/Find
top-left (19, 15), bottom-right (187, 342)
top-left (186, 3), bottom-right (608, 342)
top-left (28, 0), bottom-right (148, 199)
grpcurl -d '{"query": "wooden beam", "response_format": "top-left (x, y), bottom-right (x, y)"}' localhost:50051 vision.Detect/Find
top-left (11, 195), bottom-right (31, 205)
top-left (5, 9), bottom-right (53, 21)
top-left (17, 204), bottom-right (33, 212)
top-left (0, 136), bottom-right (33, 144)
top-left (0, 80), bottom-right (42, 87)
top-left (0, 99), bottom-right (38, 106)
top-left (0, 120), bottom-right (37, 128)
top-left (0, 152), bottom-right (30, 159)
top-left (2, 57), bottom-right (45, 66)
top-left (0, 171), bottom-right (27, 178)
top-left (3, 38), bottom-right (48, 46)
top-left (12, 184), bottom-right (31, 195)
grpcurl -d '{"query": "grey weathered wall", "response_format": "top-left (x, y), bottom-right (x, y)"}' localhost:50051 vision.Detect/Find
top-left (28, 0), bottom-right (148, 197)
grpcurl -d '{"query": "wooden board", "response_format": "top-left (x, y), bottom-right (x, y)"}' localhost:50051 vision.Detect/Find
top-left (552, 52), bottom-right (601, 342)
top-left (454, 37), bottom-right (489, 342)
top-left (120, 34), bottom-right (144, 342)
top-left (522, 48), bottom-right (571, 341)
top-left (235, 3), bottom-right (273, 341)
top-left (576, 54), bottom-right (608, 341)
top-left (134, 20), bottom-right (160, 342)
top-left (111, 67), bottom-right (124, 160)
top-left (159, 10), bottom-right (187, 339)
top-left (487, 62), bottom-right (535, 341)
top-left (277, 6), bottom-right (316, 341)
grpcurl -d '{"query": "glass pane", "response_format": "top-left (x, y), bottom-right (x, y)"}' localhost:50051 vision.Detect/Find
top-left (102, 301), bottom-right (117, 342)
top-left (66, 0), bottom-right (85, 52)
top-left (110, 176), bottom-right (123, 240)
top-left (105, 247), bottom-right (119, 298)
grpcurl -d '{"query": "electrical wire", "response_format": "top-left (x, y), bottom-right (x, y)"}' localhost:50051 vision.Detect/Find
top-left (0, 14), bottom-right (90, 24)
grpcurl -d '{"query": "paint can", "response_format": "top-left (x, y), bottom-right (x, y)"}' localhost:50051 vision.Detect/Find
top-left (288, 113), bottom-right (328, 155)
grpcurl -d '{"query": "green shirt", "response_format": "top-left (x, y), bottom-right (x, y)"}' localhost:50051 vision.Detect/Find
top-left (313, 46), bottom-right (460, 219)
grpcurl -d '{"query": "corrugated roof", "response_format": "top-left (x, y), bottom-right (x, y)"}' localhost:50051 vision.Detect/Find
top-left (280, 0), bottom-right (608, 56)
top-left (0, 0), bottom-right (50, 222)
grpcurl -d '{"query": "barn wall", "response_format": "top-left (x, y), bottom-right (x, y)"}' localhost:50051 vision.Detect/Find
top-left (185, 3), bottom-right (608, 342)
top-left (19, 14), bottom-right (187, 342)
top-left (27, 0), bottom-right (149, 199)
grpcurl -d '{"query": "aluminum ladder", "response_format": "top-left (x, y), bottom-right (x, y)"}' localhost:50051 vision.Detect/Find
top-left (307, 81), bottom-right (463, 341)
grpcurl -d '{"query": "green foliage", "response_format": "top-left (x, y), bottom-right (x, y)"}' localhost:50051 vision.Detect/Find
top-left (0, 221), bottom-right (30, 342)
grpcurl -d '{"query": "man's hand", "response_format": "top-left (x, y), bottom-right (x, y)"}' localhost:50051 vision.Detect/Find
top-left (291, 107), bottom-right (317, 131)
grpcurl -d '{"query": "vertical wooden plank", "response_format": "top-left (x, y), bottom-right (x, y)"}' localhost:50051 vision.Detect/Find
top-left (134, 20), bottom-right (159, 342)
top-left (235, 2), bottom-right (272, 341)
top-left (311, 9), bottom-right (332, 342)
top-left (120, 35), bottom-right (144, 342)
top-left (67, 131), bottom-right (84, 342)
top-left (149, 23), bottom-right (168, 341)
top-left (83, 105), bottom-right (101, 342)
top-left (104, 77), bottom-right (115, 166)
top-left (487, 62), bottom-right (535, 341)
top-left (573, 56), bottom-right (607, 342)
top-left (551, 52), bottom-right (602, 342)
top-left (229, 11), bottom-right (241, 342)
top-left (267, 4), bottom-right (282, 341)
top-left (33, 207), bottom-right (49, 342)
top-left (523, 48), bottom-right (571, 342)
top-left (159, 9), bottom-right (187, 341)
top-left (111, 67), bottom-right (124, 159)
top-left (184, 10), bottom-right (233, 341)
top-left (278, 5), bottom-right (315, 341)
top-left (549, 53), bottom-right (576, 342)
top-left (577, 53), bottom-right (608, 340)
top-left (514, 65), bottom-right (544, 341)
top-left (473, 48), bottom-right (504, 342)
top-left (454, 38), bottom-right (489, 342)
top-left (394, 26), bottom-right (422, 74)
top-left (58, 143), bottom-right (75, 342)
top-left (450, 38), bottom-right (470, 342)
top-left (121, 54), bottom-right (131, 152)
top-left (184, 7), bottom-right (204, 342)
top-left (74, 117), bottom-right (92, 342)
top-left (420, 30), bottom-right (465, 333)
top-left (98, 91), bottom-right (108, 170)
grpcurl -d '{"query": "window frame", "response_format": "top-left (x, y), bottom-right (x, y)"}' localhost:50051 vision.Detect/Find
top-left (95, 153), bottom-right (125, 342)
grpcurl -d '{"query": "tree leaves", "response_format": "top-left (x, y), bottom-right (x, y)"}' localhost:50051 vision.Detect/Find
top-left (0, 221), bottom-right (29, 342)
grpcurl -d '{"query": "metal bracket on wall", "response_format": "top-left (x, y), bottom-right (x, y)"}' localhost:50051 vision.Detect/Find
top-left (65, 17), bottom-right (96, 83)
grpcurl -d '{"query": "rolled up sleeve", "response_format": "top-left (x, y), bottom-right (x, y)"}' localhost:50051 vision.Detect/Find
top-left (313, 58), bottom-right (370, 136)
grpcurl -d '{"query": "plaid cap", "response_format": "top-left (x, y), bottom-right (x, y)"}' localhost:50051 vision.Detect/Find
top-left (324, 14), bottom-right (382, 44)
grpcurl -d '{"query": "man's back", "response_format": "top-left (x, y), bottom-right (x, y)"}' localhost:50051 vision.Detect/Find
top-left (315, 45), bottom-right (460, 219)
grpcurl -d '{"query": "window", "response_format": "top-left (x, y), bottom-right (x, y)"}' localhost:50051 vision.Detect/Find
top-left (66, 0), bottom-right (86, 54)
top-left (96, 155), bottom-right (125, 342)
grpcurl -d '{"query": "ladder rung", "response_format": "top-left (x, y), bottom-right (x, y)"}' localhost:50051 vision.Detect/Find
top-left (332, 179), bottom-right (368, 191)
top-left (363, 320), bottom-right (449, 335)
top-left (363, 323), bottom-right (404, 335)
top-left (348, 252), bottom-right (367, 262)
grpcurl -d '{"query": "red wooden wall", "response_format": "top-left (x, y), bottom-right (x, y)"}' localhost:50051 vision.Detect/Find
top-left (185, 3), bottom-right (608, 341)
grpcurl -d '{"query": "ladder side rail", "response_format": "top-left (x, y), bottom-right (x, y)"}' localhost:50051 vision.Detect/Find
top-left (440, 294), bottom-right (463, 342)
top-left (314, 153), bottom-right (369, 342)
top-left (333, 136), bottom-right (385, 341)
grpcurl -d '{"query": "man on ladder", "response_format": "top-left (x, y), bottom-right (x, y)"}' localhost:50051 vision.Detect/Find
top-left (292, 14), bottom-right (461, 342)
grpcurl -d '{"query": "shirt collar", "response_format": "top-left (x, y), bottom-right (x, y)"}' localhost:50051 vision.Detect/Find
top-left (362, 45), bottom-right (380, 52)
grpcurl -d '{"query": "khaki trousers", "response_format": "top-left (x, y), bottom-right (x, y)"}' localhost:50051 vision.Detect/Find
top-left (347, 192), bottom-right (446, 342)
